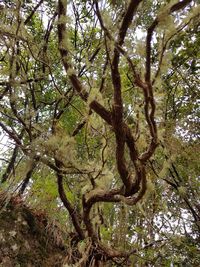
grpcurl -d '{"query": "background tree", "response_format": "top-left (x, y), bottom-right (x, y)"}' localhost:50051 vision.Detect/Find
top-left (0, 0), bottom-right (199, 266)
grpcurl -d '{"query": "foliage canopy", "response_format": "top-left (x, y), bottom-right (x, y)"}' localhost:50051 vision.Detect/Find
top-left (0, 0), bottom-right (199, 266)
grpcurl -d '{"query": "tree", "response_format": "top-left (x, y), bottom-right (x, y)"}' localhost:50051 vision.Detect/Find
top-left (0, 0), bottom-right (199, 266)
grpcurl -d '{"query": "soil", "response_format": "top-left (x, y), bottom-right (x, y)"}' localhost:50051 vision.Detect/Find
top-left (0, 194), bottom-right (67, 267)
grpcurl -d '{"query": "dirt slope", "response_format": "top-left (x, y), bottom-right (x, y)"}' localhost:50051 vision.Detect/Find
top-left (0, 195), bottom-right (67, 267)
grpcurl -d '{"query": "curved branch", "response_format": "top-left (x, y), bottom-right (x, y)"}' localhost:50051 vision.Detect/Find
top-left (95, 0), bottom-right (143, 193)
top-left (56, 159), bottom-right (85, 240)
